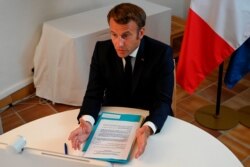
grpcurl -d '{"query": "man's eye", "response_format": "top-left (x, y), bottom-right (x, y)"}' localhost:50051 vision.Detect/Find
top-left (121, 34), bottom-right (129, 39)
top-left (111, 33), bottom-right (117, 38)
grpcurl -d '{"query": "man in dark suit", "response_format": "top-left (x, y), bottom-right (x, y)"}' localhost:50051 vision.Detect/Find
top-left (68, 3), bottom-right (174, 158)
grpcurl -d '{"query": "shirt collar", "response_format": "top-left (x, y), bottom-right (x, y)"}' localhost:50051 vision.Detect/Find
top-left (130, 46), bottom-right (139, 58)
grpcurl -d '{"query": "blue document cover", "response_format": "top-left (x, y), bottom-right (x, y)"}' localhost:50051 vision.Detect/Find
top-left (83, 112), bottom-right (142, 163)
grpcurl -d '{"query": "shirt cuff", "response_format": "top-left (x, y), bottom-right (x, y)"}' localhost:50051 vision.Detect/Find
top-left (80, 115), bottom-right (95, 126)
top-left (143, 121), bottom-right (157, 134)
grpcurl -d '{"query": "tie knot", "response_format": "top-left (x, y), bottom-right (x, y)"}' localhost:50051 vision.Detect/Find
top-left (125, 56), bottom-right (131, 63)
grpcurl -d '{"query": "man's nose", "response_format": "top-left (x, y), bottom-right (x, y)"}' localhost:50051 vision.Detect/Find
top-left (118, 36), bottom-right (125, 47)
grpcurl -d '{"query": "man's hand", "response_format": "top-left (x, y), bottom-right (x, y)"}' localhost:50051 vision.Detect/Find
top-left (68, 120), bottom-right (92, 150)
top-left (134, 125), bottom-right (153, 158)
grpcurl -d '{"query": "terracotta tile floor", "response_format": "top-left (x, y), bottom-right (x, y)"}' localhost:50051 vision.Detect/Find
top-left (0, 71), bottom-right (250, 166)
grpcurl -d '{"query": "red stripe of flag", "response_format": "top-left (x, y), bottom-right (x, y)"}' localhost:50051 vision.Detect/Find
top-left (176, 9), bottom-right (234, 93)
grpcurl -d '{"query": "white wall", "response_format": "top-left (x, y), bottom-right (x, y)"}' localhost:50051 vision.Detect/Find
top-left (0, 0), bottom-right (190, 99)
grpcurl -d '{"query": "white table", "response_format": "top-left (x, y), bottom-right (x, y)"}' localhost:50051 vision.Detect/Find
top-left (0, 107), bottom-right (242, 167)
top-left (33, 0), bottom-right (171, 106)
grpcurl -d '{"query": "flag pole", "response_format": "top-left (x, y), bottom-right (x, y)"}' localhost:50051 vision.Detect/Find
top-left (194, 62), bottom-right (239, 130)
top-left (215, 62), bottom-right (224, 116)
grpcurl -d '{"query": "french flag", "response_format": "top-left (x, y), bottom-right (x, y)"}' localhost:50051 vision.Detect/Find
top-left (176, 0), bottom-right (250, 94)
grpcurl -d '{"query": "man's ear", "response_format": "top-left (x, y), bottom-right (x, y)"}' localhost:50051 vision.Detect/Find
top-left (139, 27), bottom-right (145, 39)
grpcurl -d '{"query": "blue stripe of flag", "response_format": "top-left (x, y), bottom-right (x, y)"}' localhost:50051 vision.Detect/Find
top-left (224, 37), bottom-right (250, 88)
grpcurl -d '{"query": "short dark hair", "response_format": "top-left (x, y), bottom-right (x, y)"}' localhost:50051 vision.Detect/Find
top-left (107, 3), bottom-right (146, 29)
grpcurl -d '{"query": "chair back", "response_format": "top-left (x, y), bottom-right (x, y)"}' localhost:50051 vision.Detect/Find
top-left (0, 117), bottom-right (3, 134)
top-left (172, 59), bottom-right (176, 114)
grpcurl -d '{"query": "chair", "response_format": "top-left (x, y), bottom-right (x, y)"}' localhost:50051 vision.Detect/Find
top-left (172, 59), bottom-right (177, 114)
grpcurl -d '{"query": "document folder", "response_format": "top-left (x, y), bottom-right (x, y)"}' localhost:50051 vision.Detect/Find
top-left (83, 112), bottom-right (142, 163)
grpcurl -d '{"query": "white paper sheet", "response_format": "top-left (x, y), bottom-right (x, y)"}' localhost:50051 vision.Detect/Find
top-left (84, 119), bottom-right (139, 160)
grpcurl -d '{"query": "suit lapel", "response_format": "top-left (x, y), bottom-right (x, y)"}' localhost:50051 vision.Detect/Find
top-left (132, 38), bottom-right (145, 94)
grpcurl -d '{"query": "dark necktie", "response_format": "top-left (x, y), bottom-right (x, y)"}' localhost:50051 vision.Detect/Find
top-left (124, 56), bottom-right (132, 93)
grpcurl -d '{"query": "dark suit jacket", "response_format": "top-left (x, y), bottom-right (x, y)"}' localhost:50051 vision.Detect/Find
top-left (78, 36), bottom-right (174, 133)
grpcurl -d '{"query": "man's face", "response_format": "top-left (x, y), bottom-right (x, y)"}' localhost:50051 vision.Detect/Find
top-left (109, 18), bottom-right (145, 58)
